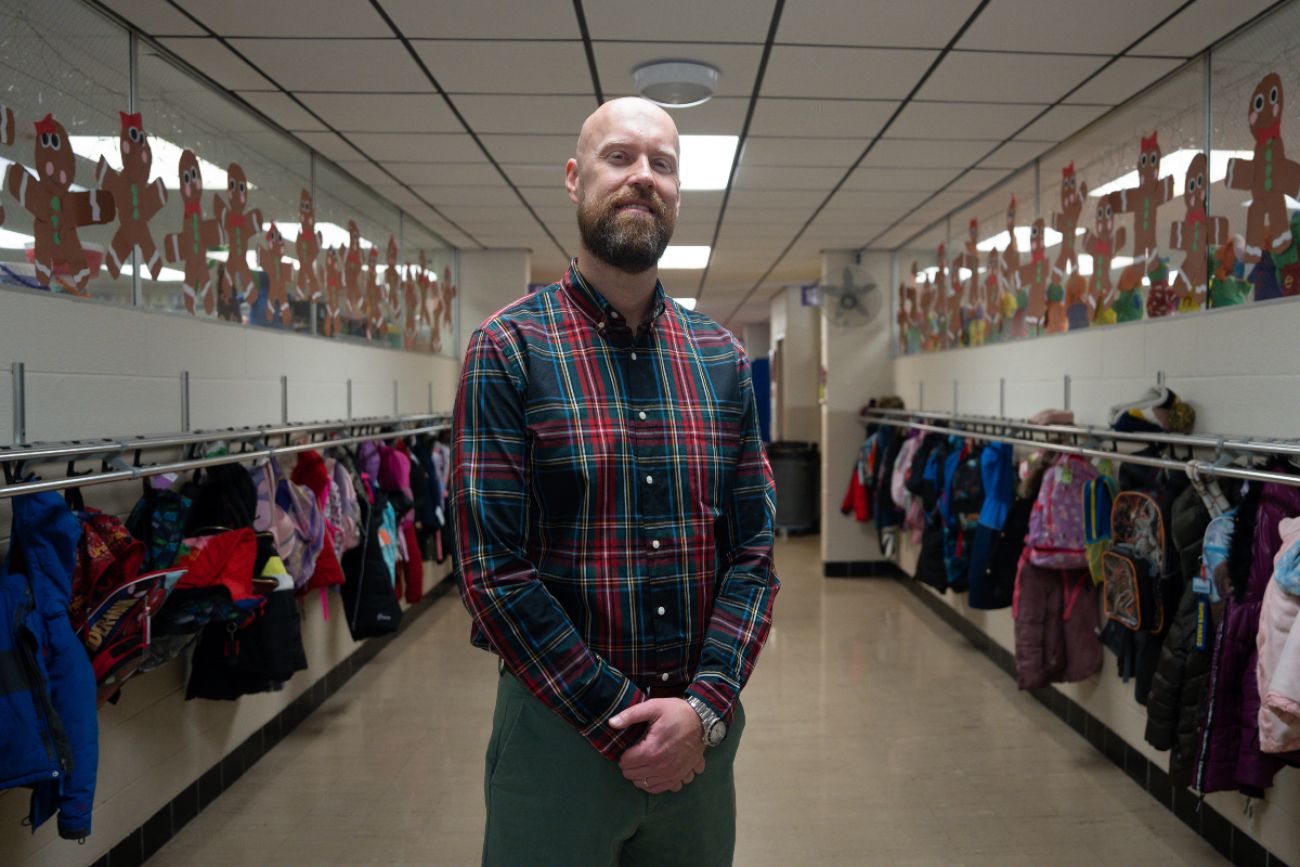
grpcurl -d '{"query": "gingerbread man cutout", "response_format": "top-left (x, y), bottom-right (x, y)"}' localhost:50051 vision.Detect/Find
top-left (1114, 132), bottom-right (1174, 296)
top-left (294, 189), bottom-right (323, 302)
top-left (212, 163), bottom-right (262, 302)
top-left (1082, 195), bottom-right (1127, 325)
top-left (402, 261), bottom-right (420, 348)
top-left (441, 265), bottom-right (456, 331)
top-left (322, 245), bottom-right (343, 338)
top-left (6, 114), bottom-right (116, 296)
top-left (1225, 74), bottom-right (1300, 263)
top-left (163, 150), bottom-right (225, 314)
top-left (257, 223), bottom-right (294, 326)
top-left (381, 235), bottom-right (401, 326)
top-left (415, 250), bottom-right (432, 335)
top-left (343, 220), bottom-right (364, 328)
top-left (365, 247), bottom-right (385, 339)
top-left (0, 103), bottom-right (13, 227)
top-left (1170, 152), bottom-right (1230, 312)
top-left (1049, 164), bottom-right (1085, 282)
top-left (949, 219), bottom-right (980, 344)
top-left (932, 244), bottom-right (956, 349)
top-left (1013, 218), bottom-right (1052, 336)
top-left (95, 112), bottom-right (168, 281)
top-left (896, 277), bottom-right (910, 354)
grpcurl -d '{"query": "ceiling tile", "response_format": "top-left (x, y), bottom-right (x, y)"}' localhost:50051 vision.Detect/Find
top-left (102, 0), bottom-right (205, 35)
top-left (375, 185), bottom-right (428, 210)
top-left (177, 0), bottom-right (392, 37)
top-left (426, 185), bottom-right (521, 208)
top-left (944, 166), bottom-right (1015, 193)
top-left (413, 40), bottom-right (592, 94)
top-left (726, 188), bottom-right (829, 209)
top-left (749, 98), bottom-right (896, 138)
top-left (958, 0), bottom-right (1184, 54)
top-left (454, 95), bottom-right (595, 134)
top-left (502, 164), bottom-right (568, 188)
top-left (236, 90), bottom-right (325, 131)
top-left (296, 93), bottom-right (459, 133)
top-left (732, 165), bottom-right (848, 190)
top-left (334, 160), bottom-right (398, 186)
top-left (1063, 57), bottom-right (1184, 106)
top-left (868, 223), bottom-right (933, 249)
top-left (741, 137), bottom-right (864, 167)
top-left (157, 38), bottom-right (274, 90)
top-left (842, 167), bottom-right (960, 192)
top-left (478, 134), bottom-right (575, 166)
top-left (916, 51), bottom-right (1107, 103)
top-left (382, 0), bottom-right (579, 38)
top-left (350, 132), bottom-right (481, 162)
top-left (1012, 103), bottom-right (1111, 142)
top-left (398, 163), bottom-right (506, 186)
top-left (585, 0), bottom-right (774, 42)
top-left (860, 138), bottom-right (996, 169)
top-left (521, 185), bottom-right (575, 209)
top-left (977, 139), bottom-right (1051, 169)
top-left (763, 46), bottom-right (939, 99)
top-left (661, 98), bottom-right (749, 136)
top-left (292, 130), bottom-right (367, 162)
top-left (595, 43), bottom-right (763, 100)
top-left (888, 101), bottom-right (1046, 140)
top-left (1128, 0), bottom-right (1279, 57)
top-left (229, 38), bottom-right (431, 92)
top-left (724, 207), bottom-right (816, 226)
top-left (776, 0), bottom-right (984, 48)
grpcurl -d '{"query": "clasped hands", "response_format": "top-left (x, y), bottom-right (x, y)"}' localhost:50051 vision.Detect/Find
top-left (610, 698), bottom-right (705, 794)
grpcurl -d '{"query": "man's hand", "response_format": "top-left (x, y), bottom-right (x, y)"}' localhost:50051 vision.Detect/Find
top-left (610, 698), bottom-right (706, 794)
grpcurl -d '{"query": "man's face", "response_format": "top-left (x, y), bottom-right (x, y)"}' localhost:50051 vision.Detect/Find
top-left (567, 99), bottom-right (681, 274)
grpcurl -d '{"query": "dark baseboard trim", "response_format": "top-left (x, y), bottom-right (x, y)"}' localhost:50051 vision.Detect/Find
top-left (91, 575), bottom-right (458, 867)
top-left (823, 560), bottom-right (906, 578)
top-left (893, 572), bottom-right (1291, 867)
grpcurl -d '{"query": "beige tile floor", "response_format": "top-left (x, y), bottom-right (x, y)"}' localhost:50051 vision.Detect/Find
top-left (147, 535), bottom-right (1228, 866)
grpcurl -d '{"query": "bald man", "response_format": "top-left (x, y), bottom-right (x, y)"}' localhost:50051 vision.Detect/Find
top-left (452, 97), bottom-right (779, 865)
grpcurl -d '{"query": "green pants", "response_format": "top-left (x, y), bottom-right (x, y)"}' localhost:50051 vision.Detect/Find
top-left (483, 672), bottom-right (746, 867)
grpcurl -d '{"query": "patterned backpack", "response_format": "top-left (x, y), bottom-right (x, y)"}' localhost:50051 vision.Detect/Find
top-left (1082, 470), bottom-right (1118, 585)
top-left (1026, 454), bottom-right (1098, 570)
top-left (1102, 490), bottom-right (1167, 632)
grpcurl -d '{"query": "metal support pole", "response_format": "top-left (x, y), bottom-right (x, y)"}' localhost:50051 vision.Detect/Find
top-left (1156, 370), bottom-right (1166, 388)
top-left (180, 371), bottom-right (191, 432)
top-left (11, 362), bottom-right (26, 446)
top-left (953, 380), bottom-right (959, 413)
top-left (393, 379), bottom-right (399, 415)
top-left (346, 379), bottom-right (353, 421)
top-left (427, 381), bottom-right (433, 414)
top-left (918, 381), bottom-right (924, 411)
top-left (1063, 374), bottom-right (1071, 411)
top-left (999, 377), bottom-right (1006, 418)
top-left (280, 375), bottom-right (289, 424)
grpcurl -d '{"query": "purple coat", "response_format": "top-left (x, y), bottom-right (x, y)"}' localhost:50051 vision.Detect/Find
top-left (1194, 481), bottom-right (1300, 795)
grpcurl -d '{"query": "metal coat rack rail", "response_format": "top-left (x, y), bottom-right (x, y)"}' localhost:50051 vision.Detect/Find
top-left (860, 407), bottom-right (1300, 491)
top-left (0, 412), bottom-right (453, 500)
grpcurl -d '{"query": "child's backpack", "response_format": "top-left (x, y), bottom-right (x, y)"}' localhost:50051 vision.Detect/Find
top-left (890, 434), bottom-right (921, 510)
top-left (1083, 471), bottom-right (1118, 585)
top-left (944, 443), bottom-right (984, 591)
top-left (1026, 454), bottom-right (1097, 570)
top-left (1103, 490), bottom-right (1168, 632)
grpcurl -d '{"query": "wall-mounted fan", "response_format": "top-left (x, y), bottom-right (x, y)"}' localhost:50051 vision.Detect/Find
top-left (819, 261), bottom-right (881, 328)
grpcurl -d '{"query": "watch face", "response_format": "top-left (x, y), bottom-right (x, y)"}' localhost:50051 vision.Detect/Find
top-left (706, 719), bottom-right (727, 748)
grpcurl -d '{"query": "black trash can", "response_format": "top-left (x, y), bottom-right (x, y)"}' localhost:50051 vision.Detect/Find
top-left (768, 441), bottom-right (819, 534)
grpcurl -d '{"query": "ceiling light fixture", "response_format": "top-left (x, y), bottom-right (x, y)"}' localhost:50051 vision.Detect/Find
top-left (659, 245), bottom-right (710, 269)
top-left (676, 297), bottom-right (698, 311)
top-left (634, 61), bottom-right (720, 108)
top-left (680, 135), bottom-right (738, 191)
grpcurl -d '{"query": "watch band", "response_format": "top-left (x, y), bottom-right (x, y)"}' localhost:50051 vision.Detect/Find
top-left (685, 695), bottom-right (724, 747)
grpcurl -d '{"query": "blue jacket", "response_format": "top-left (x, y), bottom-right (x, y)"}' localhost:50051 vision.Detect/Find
top-left (0, 492), bottom-right (98, 840)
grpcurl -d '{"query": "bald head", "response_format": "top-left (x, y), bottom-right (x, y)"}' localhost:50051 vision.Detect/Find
top-left (575, 97), bottom-right (680, 167)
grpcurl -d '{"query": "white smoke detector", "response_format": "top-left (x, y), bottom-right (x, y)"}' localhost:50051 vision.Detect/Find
top-left (633, 61), bottom-right (720, 108)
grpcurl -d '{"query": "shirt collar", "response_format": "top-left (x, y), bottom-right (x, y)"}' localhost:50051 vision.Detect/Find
top-left (562, 260), bottom-right (668, 340)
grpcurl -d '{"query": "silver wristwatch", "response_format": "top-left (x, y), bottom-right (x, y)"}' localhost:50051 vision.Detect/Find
top-left (685, 695), bottom-right (727, 748)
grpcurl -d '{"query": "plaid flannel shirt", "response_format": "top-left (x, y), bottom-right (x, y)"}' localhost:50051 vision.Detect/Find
top-left (452, 264), bottom-right (778, 760)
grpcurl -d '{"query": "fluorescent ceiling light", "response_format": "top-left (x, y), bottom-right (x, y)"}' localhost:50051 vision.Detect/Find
top-left (658, 245), bottom-right (710, 269)
top-left (269, 221), bottom-right (375, 250)
top-left (680, 135), bottom-right (737, 191)
top-left (676, 297), bottom-right (698, 310)
top-left (1088, 148), bottom-right (1252, 199)
top-left (68, 135), bottom-right (239, 192)
top-left (975, 226), bottom-right (1064, 253)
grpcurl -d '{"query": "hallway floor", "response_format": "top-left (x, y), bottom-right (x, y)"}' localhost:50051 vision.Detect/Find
top-left (147, 535), bottom-right (1227, 866)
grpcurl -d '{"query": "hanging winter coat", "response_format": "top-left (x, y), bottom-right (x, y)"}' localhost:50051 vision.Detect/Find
top-left (1258, 517), bottom-right (1300, 754)
top-left (1194, 479), bottom-right (1300, 796)
top-left (1013, 560), bottom-right (1103, 690)
top-left (0, 492), bottom-right (98, 840)
top-left (967, 443), bottom-right (1018, 610)
top-left (340, 487), bottom-right (403, 639)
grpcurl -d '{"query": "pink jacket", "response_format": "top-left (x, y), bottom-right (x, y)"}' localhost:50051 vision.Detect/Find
top-left (1258, 516), bottom-right (1300, 754)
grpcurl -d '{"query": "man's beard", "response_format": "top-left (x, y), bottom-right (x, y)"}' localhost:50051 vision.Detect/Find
top-left (577, 190), bottom-right (675, 274)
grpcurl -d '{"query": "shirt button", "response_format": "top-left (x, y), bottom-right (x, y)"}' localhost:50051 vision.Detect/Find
top-left (598, 320), bottom-right (606, 330)
top-left (645, 474), bottom-right (654, 485)
top-left (651, 539), bottom-right (661, 549)
top-left (657, 606), bottom-right (666, 615)
top-left (638, 411), bottom-right (647, 421)
top-left (631, 351), bottom-right (638, 360)
top-left (660, 673), bottom-right (670, 682)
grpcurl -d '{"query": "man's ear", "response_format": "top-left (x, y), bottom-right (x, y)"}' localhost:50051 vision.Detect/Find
top-left (565, 158), bottom-right (580, 205)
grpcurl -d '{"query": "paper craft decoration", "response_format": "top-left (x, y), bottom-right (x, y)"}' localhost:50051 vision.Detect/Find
top-left (1050, 163), bottom-right (1090, 331)
top-left (1225, 73), bottom-right (1300, 264)
top-left (365, 247), bottom-right (384, 339)
top-left (440, 264), bottom-right (456, 331)
top-left (1169, 152), bottom-right (1230, 312)
top-left (905, 261), bottom-right (923, 354)
top-left (1017, 218), bottom-right (1053, 335)
top-left (403, 261), bottom-right (419, 349)
top-left (212, 163), bottom-right (262, 302)
top-left (895, 277), bottom-right (910, 354)
top-left (976, 247), bottom-right (1000, 346)
top-left (257, 223), bottom-right (294, 325)
top-left (416, 250), bottom-right (432, 335)
top-left (917, 262), bottom-right (937, 352)
top-left (384, 235), bottom-right (402, 329)
top-left (929, 244), bottom-right (952, 349)
top-left (343, 220), bottom-right (363, 325)
top-left (322, 245), bottom-right (343, 338)
top-left (215, 260), bottom-right (241, 323)
top-left (998, 196), bottom-right (1025, 339)
top-left (163, 149), bottom-right (225, 314)
top-left (6, 114), bottom-right (117, 295)
top-left (0, 103), bottom-right (12, 227)
top-left (1113, 133), bottom-right (1174, 316)
top-left (294, 189), bottom-right (323, 302)
top-left (95, 112), bottom-right (168, 281)
top-left (949, 220), bottom-right (979, 347)
top-left (1082, 196), bottom-right (1126, 326)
